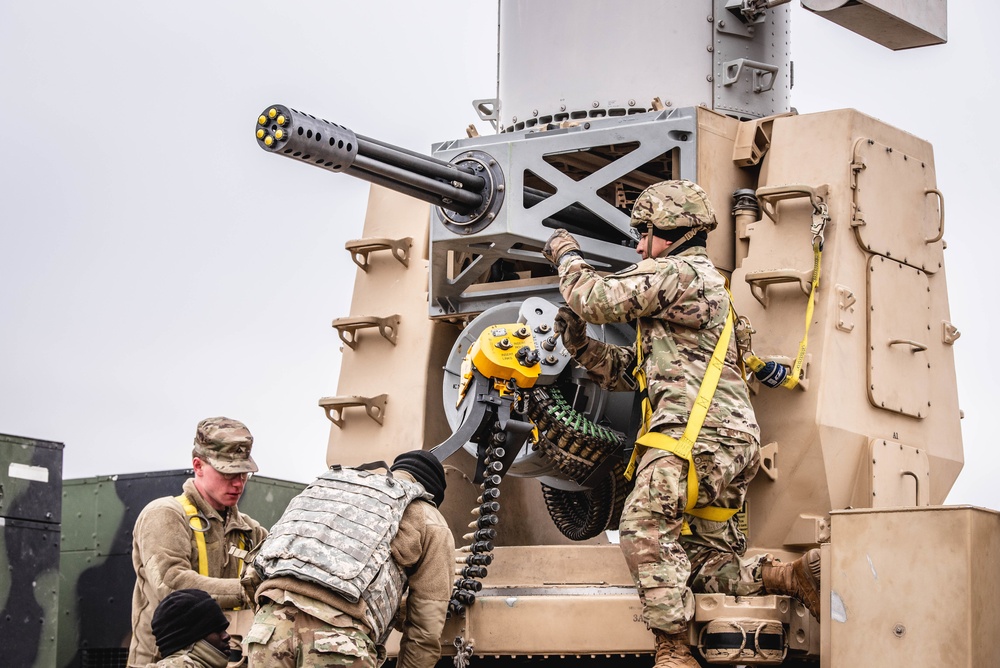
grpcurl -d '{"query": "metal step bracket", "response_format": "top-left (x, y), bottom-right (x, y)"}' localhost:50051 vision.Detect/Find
top-left (318, 394), bottom-right (388, 428)
top-left (331, 315), bottom-right (400, 349)
top-left (744, 268), bottom-right (812, 307)
top-left (344, 237), bottom-right (412, 271)
top-left (756, 183), bottom-right (829, 225)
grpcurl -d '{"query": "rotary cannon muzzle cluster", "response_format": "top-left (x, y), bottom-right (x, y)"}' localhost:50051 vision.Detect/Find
top-left (255, 105), bottom-right (504, 232)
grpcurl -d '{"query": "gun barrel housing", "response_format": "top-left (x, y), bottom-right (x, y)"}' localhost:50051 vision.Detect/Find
top-left (255, 104), bottom-right (490, 216)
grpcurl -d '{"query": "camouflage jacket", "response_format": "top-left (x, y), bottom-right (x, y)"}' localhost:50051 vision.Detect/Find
top-left (255, 472), bottom-right (456, 668)
top-left (558, 246), bottom-right (759, 443)
top-left (153, 640), bottom-right (229, 668)
top-left (128, 478), bottom-right (267, 668)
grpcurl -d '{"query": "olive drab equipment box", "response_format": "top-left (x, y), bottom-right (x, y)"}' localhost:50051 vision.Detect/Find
top-left (0, 433), bottom-right (64, 668)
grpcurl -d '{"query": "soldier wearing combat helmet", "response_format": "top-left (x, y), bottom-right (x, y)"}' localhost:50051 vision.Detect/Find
top-left (543, 180), bottom-right (820, 667)
top-left (128, 417), bottom-right (268, 667)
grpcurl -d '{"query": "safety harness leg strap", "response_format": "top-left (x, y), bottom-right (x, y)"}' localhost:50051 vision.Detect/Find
top-left (625, 308), bottom-right (738, 534)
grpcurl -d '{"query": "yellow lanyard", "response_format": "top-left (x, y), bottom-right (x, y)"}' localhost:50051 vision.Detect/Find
top-left (175, 495), bottom-right (246, 578)
top-left (625, 308), bottom-right (737, 533)
top-left (745, 240), bottom-right (822, 389)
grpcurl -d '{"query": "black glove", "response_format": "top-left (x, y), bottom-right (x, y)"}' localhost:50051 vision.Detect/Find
top-left (542, 229), bottom-right (582, 265)
top-left (553, 306), bottom-right (589, 356)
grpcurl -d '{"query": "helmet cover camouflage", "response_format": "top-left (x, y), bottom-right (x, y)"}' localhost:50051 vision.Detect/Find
top-left (630, 179), bottom-right (718, 233)
top-left (192, 416), bottom-right (259, 474)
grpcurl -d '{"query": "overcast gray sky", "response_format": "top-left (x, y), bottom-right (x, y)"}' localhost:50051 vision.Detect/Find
top-left (2, 2), bottom-right (997, 508)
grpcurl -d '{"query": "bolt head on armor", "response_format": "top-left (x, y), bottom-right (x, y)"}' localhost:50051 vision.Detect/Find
top-left (193, 416), bottom-right (259, 474)
top-left (630, 179), bottom-right (718, 233)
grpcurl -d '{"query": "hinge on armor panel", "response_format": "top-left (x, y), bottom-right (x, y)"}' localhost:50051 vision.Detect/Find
top-left (331, 315), bottom-right (400, 349)
top-left (318, 394), bottom-right (387, 428)
top-left (344, 237), bottom-right (412, 271)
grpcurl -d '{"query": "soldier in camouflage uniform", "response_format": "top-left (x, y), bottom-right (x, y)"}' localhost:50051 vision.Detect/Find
top-left (150, 589), bottom-right (233, 667)
top-left (543, 180), bottom-right (820, 668)
top-left (243, 450), bottom-right (454, 668)
top-left (129, 417), bottom-right (268, 667)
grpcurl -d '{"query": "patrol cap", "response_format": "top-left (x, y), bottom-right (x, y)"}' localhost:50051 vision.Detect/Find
top-left (192, 417), bottom-right (259, 474)
top-left (630, 179), bottom-right (718, 233)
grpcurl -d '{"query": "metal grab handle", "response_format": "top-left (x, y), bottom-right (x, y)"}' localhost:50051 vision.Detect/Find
top-left (756, 184), bottom-right (829, 224)
top-left (901, 470), bottom-right (922, 506)
top-left (345, 237), bottom-right (412, 271)
top-left (722, 58), bottom-right (779, 93)
top-left (925, 189), bottom-right (945, 243)
top-left (888, 339), bottom-right (928, 352)
top-left (319, 394), bottom-right (388, 428)
top-left (744, 268), bottom-right (812, 307)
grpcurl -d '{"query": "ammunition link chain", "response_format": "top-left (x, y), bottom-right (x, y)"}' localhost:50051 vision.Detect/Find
top-left (529, 386), bottom-right (633, 540)
top-left (448, 433), bottom-right (504, 619)
top-left (528, 386), bottom-right (623, 484)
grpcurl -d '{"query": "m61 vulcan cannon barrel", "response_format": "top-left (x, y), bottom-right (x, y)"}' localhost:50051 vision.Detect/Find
top-left (255, 104), bottom-right (502, 223)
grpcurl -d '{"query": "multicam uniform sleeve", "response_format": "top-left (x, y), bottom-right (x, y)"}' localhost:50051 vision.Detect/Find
top-left (556, 255), bottom-right (682, 390)
top-left (392, 502), bottom-right (456, 668)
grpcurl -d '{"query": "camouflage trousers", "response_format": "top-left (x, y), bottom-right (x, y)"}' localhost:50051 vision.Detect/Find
top-left (619, 427), bottom-right (767, 634)
top-left (245, 601), bottom-right (379, 668)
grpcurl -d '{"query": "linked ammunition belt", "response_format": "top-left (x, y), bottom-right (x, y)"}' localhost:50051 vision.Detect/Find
top-left (528, 386), bottom-right (632, 541)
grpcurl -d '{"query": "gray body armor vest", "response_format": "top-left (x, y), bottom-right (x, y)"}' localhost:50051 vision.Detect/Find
top-left (254, 464), bottom-right (430, 640)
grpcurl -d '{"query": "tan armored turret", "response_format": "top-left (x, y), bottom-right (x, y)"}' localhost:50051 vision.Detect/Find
top-left (255, 2), bottom-right (997, 666)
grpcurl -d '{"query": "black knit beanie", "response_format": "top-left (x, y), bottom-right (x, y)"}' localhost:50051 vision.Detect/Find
top-left (151, 589), bottom-right (229, 658)
top-left (391, 450), bottom-right (447, 507)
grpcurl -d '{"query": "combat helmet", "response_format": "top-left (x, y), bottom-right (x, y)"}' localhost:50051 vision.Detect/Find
top-left (630, 179), bottom-right (717, 258)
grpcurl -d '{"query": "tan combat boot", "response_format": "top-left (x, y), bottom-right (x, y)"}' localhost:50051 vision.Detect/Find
top-left (761, 548), bottom-right (822, 620)
top-left (652, 630), bottom-right (700, 668)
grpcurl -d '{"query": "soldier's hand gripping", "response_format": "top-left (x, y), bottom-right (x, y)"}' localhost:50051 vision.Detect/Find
top-left (542, 228), bottom-right (581, 265)
top-left (554, 306), bottom-right (589, 356)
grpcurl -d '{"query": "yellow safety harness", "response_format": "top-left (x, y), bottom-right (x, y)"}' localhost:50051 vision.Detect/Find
top-left (175, 494), bottom-right (247, 583)
top-left (624, 306), bottom-right (737, 535)
top-left (744, 238), bottom-right (822, 389)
